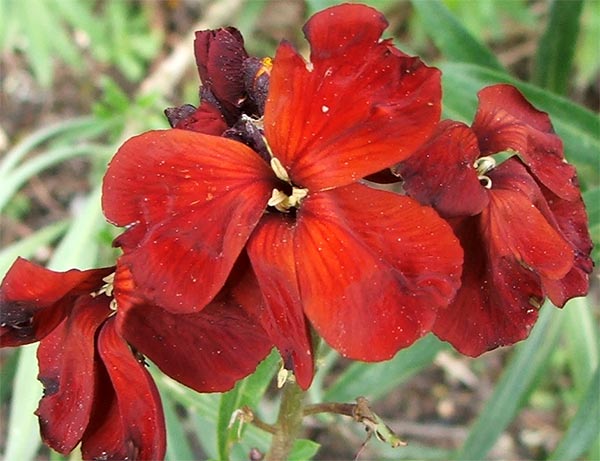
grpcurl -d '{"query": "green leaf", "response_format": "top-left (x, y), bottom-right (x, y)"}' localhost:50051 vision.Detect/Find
top-left (324, 335), bottom-right (445, 402)
top-left (2, 345), bottom-right (42, 461)
top-left (216, 350), bottom-right (278, 460)
top-left (411, 0), bottom-right (504, 71)
top-left (455, 305), bottom-right (563, 460)
top-left (549, 366), bottom-right (600, 460)
top-left (162, 391), bottom-right (195, 461)
top-left (563, 296), bottom-right (599, 396)
top-left (289, 438), bottom-right (320, 460)
top-left (0, 220), bottom-right (69, 275)
top-left (441, 62), bottom-right (600, 186)
top-left (532, 0), bottom-right (584, 94)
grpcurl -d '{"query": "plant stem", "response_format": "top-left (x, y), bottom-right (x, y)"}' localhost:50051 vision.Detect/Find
top-left (264, 380), bottom-right (305, 461)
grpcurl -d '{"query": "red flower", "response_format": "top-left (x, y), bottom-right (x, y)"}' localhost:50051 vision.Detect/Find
top-left (102, 4), bottom-right (463, 389)
top-left (397, 84), bottom-right (593, 356)
top-left (0, 257), bottom-right (272, 460)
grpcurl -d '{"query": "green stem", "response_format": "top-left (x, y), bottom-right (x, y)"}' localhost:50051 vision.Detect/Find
top-left (264, 381), bottom-right (306, 461)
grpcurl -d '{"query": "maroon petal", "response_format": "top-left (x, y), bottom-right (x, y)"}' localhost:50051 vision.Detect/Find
top-left (164, 102), bottom-right (228, 136)
top-left (433, 217), bottom-right (544, 356)
top-left (36, 296), bottom-right (111, 454)
top-left (81, 317), bottom-right (165, 461)
top-left (114, 262), bottom-right (273, 393)
top-left (194, 27), bottom-right (248, 123)
top-left (102, 130), bottom-right (274, 314)
top-left (472, 84), bottom-right (579, 201)
top-left (538, 185), bottom-right (593, 306)
top-left (397, 120), bottom-right (489, 217)
top-left (0, 258), bottom-right (112, 347)
top-left (246, 215), bottom-right (316, 390)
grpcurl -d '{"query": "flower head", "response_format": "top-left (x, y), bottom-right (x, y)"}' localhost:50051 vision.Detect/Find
top-left (396, 84), bottom-right (593, 355)
top-left (0, 256), bottom-right (273, 460)
top-left (102, 4), bottom-right (464, 388)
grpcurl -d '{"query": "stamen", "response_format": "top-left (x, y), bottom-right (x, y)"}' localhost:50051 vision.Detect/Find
top-left (270, 157), bottom-right (290, 182)
top-left (268, 187), bottom-right (308, 212)
top-left (474, 156), bottom-right (496, 189)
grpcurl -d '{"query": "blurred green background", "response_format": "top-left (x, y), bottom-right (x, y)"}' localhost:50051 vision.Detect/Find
top-left (0, 1), bottom-right (598, 460)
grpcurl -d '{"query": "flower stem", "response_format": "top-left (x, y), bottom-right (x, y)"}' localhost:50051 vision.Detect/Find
top-left (264, 380), bottom-right (305, 461)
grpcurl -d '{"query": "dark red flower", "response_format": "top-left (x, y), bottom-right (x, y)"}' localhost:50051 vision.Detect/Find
top-left (102, 4), bottom-right (463, 389)
top-left (0, 257), bottom-right (273, 459)
top-left (396, 84), bottom-right (593, 356)
top-left (165, 26), bottom-right (271, 136)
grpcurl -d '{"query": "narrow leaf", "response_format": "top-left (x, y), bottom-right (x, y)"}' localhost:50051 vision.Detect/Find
top-left (532, 0), bottom-right (584, 94)
top-left (411, 0), bottom-right (504, 71)
top-left (455, 305), bottom-right (562, 460)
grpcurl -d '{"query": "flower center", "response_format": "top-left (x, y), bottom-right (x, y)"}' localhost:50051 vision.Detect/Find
top-left (267, 157), bottom-right (308, 213)
top-left (474, 156), bottom-right (496, 189)
top-left (91, 273), bottom-right (118, 311)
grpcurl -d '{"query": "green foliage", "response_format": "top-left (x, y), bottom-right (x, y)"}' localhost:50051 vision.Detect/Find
top-left (1, 1), bottom-right (598, 460)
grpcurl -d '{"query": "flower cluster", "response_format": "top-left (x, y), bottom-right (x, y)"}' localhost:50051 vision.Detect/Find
top-left (0, 4), bottom-right (592, 460)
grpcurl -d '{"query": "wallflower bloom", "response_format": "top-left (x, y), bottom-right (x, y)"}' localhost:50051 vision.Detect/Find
top-left (102, 4), bottom-right (463, 389)
top-left (397, 84), bottom-right (593, 356)
top-left (0, 257), bottom-right (272, 460)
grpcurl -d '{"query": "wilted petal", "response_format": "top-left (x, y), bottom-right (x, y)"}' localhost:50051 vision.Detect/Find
top-left (246, 215), bottom-right (315, 390)
top-left (294, 183), bottom-right (463, 360)
top-left (36, 296), bottom-right (111, 454)
top-left (397, 120), bottom-right (489, 217)
top-left (265, 4), bottom-right (441, 190)
top-left (82, 318), bottom-right (165, 461)
top-left (102, 130), bottom-right (274, 313)
top-left (194, 27), bottom-right (248, 123)
top-left (0, 258), bottom-right (112, 346)
top-left (164, 102), bottom-right (228, 136)
top-left (472, 84), bottom-right (579, 200)
top-left (433, 217), bottom-right (543, 355)
top-left (114, 261), bottom-right (273, 392)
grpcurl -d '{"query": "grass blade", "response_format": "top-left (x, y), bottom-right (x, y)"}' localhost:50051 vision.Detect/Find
top-left (532, 0), bottom-right (584, 94)
top-left (455, 305), bottom-right (562, 460)
top-left (411, 0), bottom-right (504, 71)
top-left (549, 366), bottom-right (600, 460)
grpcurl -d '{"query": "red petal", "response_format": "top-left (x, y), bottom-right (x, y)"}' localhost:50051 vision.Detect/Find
top-left (264, 4), bottom-right (441, 190)
top-left (397, 120), bottom-right (489, 217)
top-left (81, 318), bottom-right (165, 461)
top-left (0, 258), bottom-right (112, 346)
top-left (472, 84), bottom-right (579, 201)
top-left (433, 217), bottom-right (543, 356)
top-left (538, 186), bottom-right (593, 306)
top-left (246, 215), bottom-right (315, 390)
top-left (114, 261), bottom-right (273, 393)
top-left (294, 184), bottom-right (463, 360)
top-left (484, 186), bottom-right (574, 280)
top-left (102, 130), bottom-right (274, 313)
top-left (36, 296), bottom-right (111, 454)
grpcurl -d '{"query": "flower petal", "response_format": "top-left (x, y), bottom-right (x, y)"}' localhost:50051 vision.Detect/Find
top-left (294, 183), bottom-right (463, 360)
top-left (246, 215), bottom-right (315, 390)
top-left (397, 120), bottom-right (489, 217)
top-left (114, 261), bottom-right (273, 393)
top-left (264, 4), bottom-right (441, 190)
top-left (472, 84), bottom-right (579, 200)
top-left (538, 185), bottom-right (593, 306)
top-left (102, 130), bottom-right (274, 313)
top-left (81, 318), bottom-right (165, 461)
top-left (0, 258), bottom-right (112, 347)
top-left (164, 102), bottom-right (228, 136)
top-left (432, 217), bottom-right (544, 356)
top-left (36, 296), bottom-right (111, 454)
top-left (484, 178), bottom-right (574, 280)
